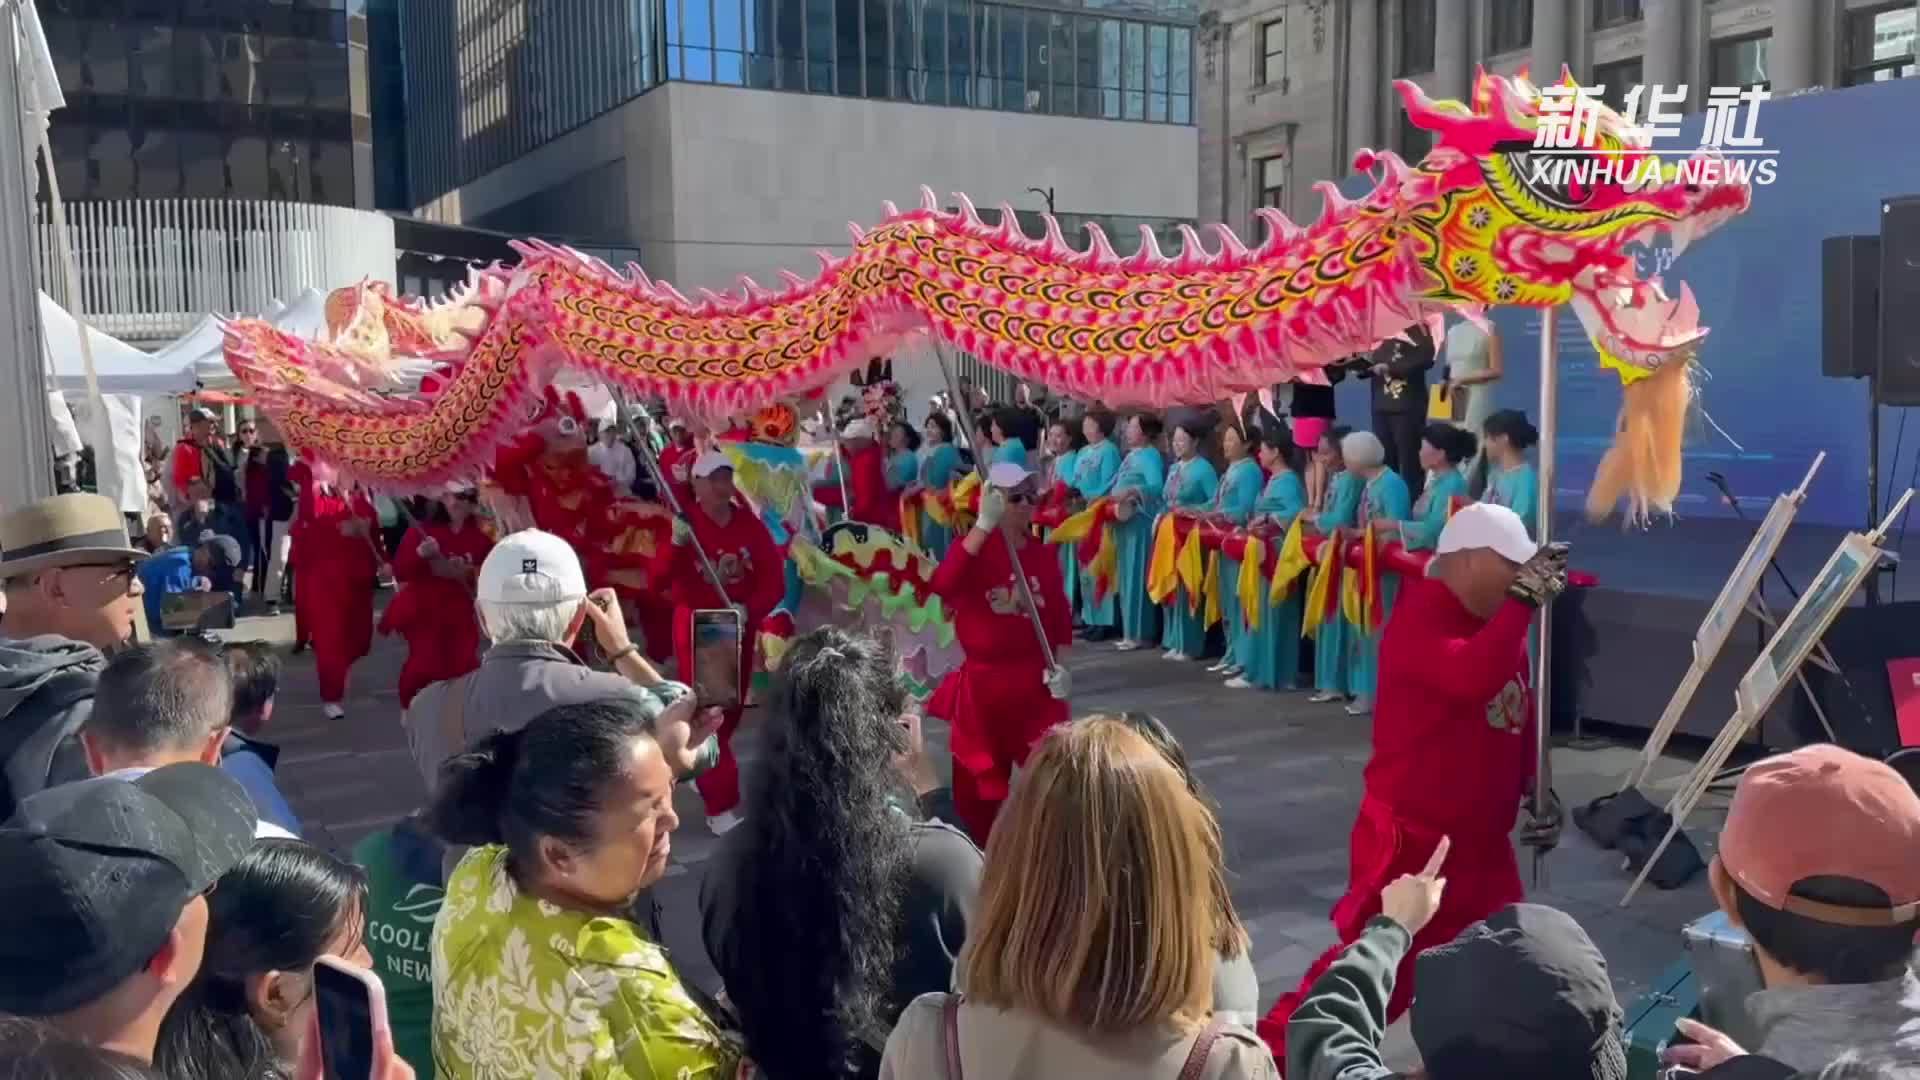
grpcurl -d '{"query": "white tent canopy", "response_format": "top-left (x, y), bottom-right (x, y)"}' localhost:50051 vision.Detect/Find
top-left (147, 312), bottom-right (227, 385)
top-left (41, 291), bottom-right (196, 395)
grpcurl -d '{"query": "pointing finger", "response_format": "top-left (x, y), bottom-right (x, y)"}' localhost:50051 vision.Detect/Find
top-left (1421, 837), bottom-right (1451, 878)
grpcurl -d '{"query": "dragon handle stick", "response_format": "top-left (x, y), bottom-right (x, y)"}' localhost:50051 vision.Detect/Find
top-left (1532, 309), bottom-right (1558, 889)
top-left (929, 337), bottom-right (1058, 672)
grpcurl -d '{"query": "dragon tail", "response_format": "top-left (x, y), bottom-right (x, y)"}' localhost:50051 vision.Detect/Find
top-left (1586, 358), bottom-right (1693, 526)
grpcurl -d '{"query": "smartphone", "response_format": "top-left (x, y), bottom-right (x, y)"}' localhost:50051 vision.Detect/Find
top-left (691, 608), bottom-right (743, 710)
top-left (313, 956), bottom-right (388, 1080)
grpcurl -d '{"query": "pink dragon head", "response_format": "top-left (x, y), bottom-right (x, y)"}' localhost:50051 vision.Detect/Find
top-left (1394, 67), bottom-right (1753, 382)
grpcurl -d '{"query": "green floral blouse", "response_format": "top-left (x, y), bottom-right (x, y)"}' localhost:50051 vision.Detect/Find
top-left (431, 845), bottom-right (743, 1079)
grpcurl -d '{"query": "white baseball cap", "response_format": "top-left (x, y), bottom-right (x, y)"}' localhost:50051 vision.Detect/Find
top-left (987, 461), bottom-right (1035, 489)
top-left (1435, 503), bottom-right (1538, 565)
top-left (841, 418), bottom-right (876, 441)
top-left (476, 529), bottom-right (587, 604)
top-left (691, 450), bottom-right (734, 479)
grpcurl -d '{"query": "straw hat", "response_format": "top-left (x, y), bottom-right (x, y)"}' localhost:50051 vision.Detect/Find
top-left (0, 493), bottom-right (146, 581)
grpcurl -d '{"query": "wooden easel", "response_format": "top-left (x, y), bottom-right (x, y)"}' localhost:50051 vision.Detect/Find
top-left (1621, 488), bottom-right (1915, 907)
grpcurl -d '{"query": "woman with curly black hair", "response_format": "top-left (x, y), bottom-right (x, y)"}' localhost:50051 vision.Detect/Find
top-left (701, 627), bottom-right (982, 1080)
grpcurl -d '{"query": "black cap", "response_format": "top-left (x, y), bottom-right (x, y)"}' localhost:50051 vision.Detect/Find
top-left (0, 764), bottom-right (257, 1016)
top-left (1412, 904), bottom-right (1627, 1080)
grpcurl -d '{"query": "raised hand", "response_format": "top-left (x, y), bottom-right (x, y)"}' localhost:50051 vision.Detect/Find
top-left (1380, 836), bottom-right (1450, 937)
top-left (1508, 541), bottom-right (1571, 608)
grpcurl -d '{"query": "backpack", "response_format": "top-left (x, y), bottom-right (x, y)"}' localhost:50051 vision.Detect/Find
top-left (0, 669), bottom-right (98, 819)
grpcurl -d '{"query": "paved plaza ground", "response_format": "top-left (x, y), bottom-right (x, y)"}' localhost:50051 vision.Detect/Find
top-left (238, 605), bottom-right (1729, 1015)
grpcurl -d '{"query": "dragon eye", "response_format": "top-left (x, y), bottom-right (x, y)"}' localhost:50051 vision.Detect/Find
top-left (558, 417), bottom-right (580, 436)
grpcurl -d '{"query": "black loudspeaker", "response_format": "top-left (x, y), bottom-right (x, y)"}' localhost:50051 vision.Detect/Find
top-left (1823, 234), bottom-right (1879, 379)
top-left (1790, 601), bottom-right (1919, 758)
top-left (1880, 197), bottom-right (1920, 405)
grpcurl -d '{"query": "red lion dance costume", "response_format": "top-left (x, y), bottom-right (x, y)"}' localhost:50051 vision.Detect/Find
top-left (287, 458), bottom-right (382, 716)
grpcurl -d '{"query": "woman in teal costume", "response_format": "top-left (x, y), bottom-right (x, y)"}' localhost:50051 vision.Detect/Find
top-left (1381, 422), bottom-right (1479, 554)
top-left (1111, 414), bottom-right (1166, 652)
top-left (1206, 424), bottom-right (1266, 681)
top-left (1340, 430), bottom-right (1412, 717)
top-left (885, 420), bottom-right (922, 494)
top-left (1307, 426), bottom-right (1360, 704)
top-left (1043, 417), bottom-right (1084, 618)
top-left (1480, 409), bottom-right (1541, 538)
top-left (1073, 410), bottom-right (1124, 637)
top-left (1228, 436), bottom-right (1307, 692)
top-left (1482, 408), bottom-right (1543, 669)
top-left (915, 411), bottom-right (962, 558)
top-left (990, 406), bottom-right (1039, 470)
top-left (1158, 418), bottom-right (1219, 662)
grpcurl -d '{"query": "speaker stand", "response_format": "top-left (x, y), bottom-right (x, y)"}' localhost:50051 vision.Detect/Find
top-left (1870, 372), bottom-right (1883, 605)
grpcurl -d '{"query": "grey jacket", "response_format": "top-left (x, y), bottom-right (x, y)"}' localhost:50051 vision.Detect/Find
top-left (0, 634), bottom-right (105, 818)
top-left (1749, 972), bottom-right (1920, 1074)
top-left (404, 639), bottom-right (691, 792)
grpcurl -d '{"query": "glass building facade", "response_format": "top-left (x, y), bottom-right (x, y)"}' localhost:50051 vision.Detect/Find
top-left (402, 0), bottom-right (1195, 208)
top-left (38, 0), bottom-right (374, 207)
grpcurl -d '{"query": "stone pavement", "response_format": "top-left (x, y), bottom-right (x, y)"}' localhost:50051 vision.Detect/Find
top-left (234, 606), bottom-right (1729, 1013)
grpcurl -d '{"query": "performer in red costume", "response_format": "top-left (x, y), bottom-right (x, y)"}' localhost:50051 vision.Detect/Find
top-left (382, 486), bottom-right (494, 708)
top-left (657, 418), bottom-right (699, 512)
top-left (671, 450), bottom-right (785, 835)
top-left (1257, 503), bottom-right (1568, 1060)
top-left (287, 458), bottom-right (384, 719)
top-left (926, 461), bottom-right (1074, 847)
top-left (815, 418), bottom-right (901, 530)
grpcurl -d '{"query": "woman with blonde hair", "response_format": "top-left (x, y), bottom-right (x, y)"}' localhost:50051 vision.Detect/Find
top-left (879, 715), bottom-right (1276, 1079)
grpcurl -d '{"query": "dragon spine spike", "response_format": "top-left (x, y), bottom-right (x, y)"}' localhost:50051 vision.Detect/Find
top-left (1312, 180), bottom-right (1355, 228)
top-left (1210, 223), bottom-right (1250, 261)
top-left (814, 250), bottom-right (838, 274)
top-left (953, 192), bottom-right (983, 228)
top-left (1252, 208), bottom-right (1301, 252)
top-left (918, 185), bottom-right (940, 211)
top-left (881, 200), bottom-right (900, 218)
top-left (1123, 224), bottom-right (1169, 271)
top-left (1081, 222), bottom-right (1120, 268)
top-left (1175, 224), bottom-right (1207, 261)
top-left (848, 221), bottom-right (868, 242)
top-left (1042, 214), bottom-right (1070, 255)
top-left (993, 202), bottom-right (1025, 245)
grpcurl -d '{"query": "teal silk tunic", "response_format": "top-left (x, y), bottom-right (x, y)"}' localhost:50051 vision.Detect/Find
top-left (916, 443), bottom-right (962, 558)
top-left (1158, 456), bottom-right (1219, 658)
top-left (1072, 440), bottom-right (1123, 627)
top-left (886, 449), bottom-right (919, 492)
top-left (1212, 458), bottom-right (1265, 670)
top-left (1112, 446), bottom-right (1166, 644)
top-left (1313, 470), bottom-right (1362, 695)
top-left (1050, 448), bottom-right (1082, 614)
top-left (1485, 462), bottom-right (1540, 539)
top-left (1242, 470), bottom-right (1307, 690)
top-left (1347, 469), bottom-right (1413, 700)
top-left (1403, 468), bottom-right (1468, 552)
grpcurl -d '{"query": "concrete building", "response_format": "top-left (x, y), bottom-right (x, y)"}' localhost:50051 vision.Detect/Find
top-left (399, 0), bottom-right (1202, 296)
top-left (1197, 0), bottom-right (1918, 234)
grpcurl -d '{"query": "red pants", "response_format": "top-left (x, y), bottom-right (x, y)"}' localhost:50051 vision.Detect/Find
top-left (928, 658), bottom-right (1069, 848)
top-left (672, 608), bottom-right (759, 818)
top-left (397, 619), bottom-right (482, 710)
top-left (299, 567), bottom-right (374, 705)
top-left (1256, 795), bottom-right (1524, 1063)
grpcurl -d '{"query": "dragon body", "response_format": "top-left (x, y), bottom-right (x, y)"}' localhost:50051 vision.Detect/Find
top-left (226, 69), bottom-right (1751, 521)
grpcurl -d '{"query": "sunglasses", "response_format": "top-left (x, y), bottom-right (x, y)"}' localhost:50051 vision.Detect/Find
top-left (1005, 488), bottom-right (1039, 505)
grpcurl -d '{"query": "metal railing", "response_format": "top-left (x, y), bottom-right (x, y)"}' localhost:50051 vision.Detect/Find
top-left (33, 199), bottom-right (398, 345)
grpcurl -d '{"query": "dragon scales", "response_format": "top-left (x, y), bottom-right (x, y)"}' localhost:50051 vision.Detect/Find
top-left (224, 69), bottom-right (1752, 521)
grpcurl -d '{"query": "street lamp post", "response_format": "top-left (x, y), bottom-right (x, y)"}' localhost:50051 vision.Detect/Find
top-left (1026, 185), bottom-right (1056, 216)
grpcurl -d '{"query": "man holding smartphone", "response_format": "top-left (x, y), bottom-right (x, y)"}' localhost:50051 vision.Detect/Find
top-left (926, 461), bottom-right (1074, 846)
top-left (672, 452), bottom-right (786, 836)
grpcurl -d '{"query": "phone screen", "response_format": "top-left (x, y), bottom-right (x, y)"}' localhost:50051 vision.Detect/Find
top-left (313, 961), bottom-right (376, 1080)
top-left (691, 608), bottom-right (743, 709)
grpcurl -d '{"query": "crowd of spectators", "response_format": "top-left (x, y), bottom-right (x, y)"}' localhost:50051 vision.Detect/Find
top-left (2, 481), bottom-right (1918, 1080)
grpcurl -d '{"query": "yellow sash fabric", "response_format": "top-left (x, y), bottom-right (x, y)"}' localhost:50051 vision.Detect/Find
top-left (1237, 538), bottom-right (1266, 632)
top-left (1302, 535), bottom-right (1339, 640)
top-left (1203, 553), bottom-right (1223, 627)
top-left (1268, 518), bottom-right (1311, 606)
top-left (1176, 526), bottom-right (1206, 613)
top-left (1147, 514), bottom-right (1181, 605)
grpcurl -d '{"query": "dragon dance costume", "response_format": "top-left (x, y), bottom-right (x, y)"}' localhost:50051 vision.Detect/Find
top-left (927, 522), bottom-right (1073, 847)
top-left (288, 461), bottom-right (381, 712)
top-left (382, 513), bottom-right (493, 709)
